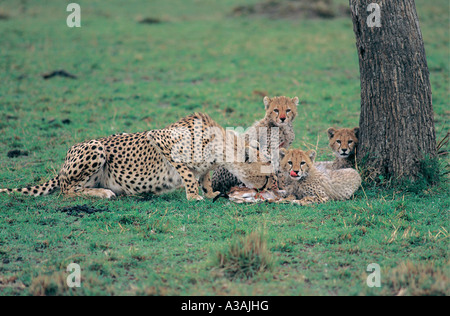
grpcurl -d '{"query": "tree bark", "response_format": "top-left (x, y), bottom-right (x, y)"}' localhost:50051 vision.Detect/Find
top-left (349, 0), bottom-right (436, 181)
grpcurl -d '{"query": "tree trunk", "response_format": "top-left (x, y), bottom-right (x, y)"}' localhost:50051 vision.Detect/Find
top-left (349, 0), bottom-right (436, 182)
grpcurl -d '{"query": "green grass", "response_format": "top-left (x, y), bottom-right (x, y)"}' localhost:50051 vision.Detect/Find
top-left (0, 0), bottom-right (449, 296)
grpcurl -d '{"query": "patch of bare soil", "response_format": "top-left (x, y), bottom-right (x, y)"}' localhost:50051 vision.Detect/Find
top-left (58, 204), bottom-right (110, 217)
top-left (232, 0), bottom-right (350, 19)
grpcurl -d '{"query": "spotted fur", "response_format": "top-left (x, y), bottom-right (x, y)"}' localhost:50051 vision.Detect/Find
top-left (1, 113), bottom-right (275, 201)
top-left (315, 127), bottom-right (359, 171)
top-left (279, 148), bottom-right (361, 205)
top-left (211, 96), bottom-right (298, 193)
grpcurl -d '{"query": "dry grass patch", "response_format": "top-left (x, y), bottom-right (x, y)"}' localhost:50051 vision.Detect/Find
top-left (383, 261), bottom-right (450, 296)
top-left (213, 231), bottom-right (275, 280)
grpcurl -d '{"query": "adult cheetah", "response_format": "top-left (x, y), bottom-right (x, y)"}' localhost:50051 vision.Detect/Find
top-left (0, 113), bottom-right (275, 201)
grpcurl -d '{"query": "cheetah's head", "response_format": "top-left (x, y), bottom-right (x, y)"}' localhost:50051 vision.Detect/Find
top-left (327, 127), bottom-right (359, 159)
top-left (263, 96), bottom-right (299, 127)
top-left (228, 160), bottom-right (277, 190)
top-left (280, 148), bottom-right (316, 180)
top-left (224, 132), bottom-right (276, 190)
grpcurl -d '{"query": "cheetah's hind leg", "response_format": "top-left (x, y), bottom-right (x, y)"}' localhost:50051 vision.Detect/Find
top-left (59, 140), bottom-right (116, 199)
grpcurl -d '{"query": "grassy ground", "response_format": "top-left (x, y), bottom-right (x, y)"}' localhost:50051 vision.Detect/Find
top-left (0, 0), bottom-right (448, 296)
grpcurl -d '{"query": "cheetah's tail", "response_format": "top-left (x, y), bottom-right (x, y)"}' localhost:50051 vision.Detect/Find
top-left (0, 177), bottom-right (60, 197)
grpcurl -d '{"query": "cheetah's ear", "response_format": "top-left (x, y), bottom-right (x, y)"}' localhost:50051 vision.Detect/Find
top-left (279, 148), bottom-right (288, 159)
top-left (244, 143), bottom-right (262, 162)
top-left (292, 97), bottom-right (299, 106)
top-left (353, 127), bottom-right (360, 139)
top-left (263, 96), bottom-right (271, 110)
top-left (249, 140), bottom-right (260, 149)
top-left (307, 150), bottom-right (317, 162)
top-left (327, 127), bottom-right (336, 139)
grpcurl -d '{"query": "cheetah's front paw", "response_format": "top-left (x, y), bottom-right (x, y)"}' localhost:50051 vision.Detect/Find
top-left (99, 189), bottom-right (117, 199)
top-left (204, 191), bottom-right (221, 199)
top-left (291, 199), bottom-right (309, 206)
top-left (187, 194), bottom-right (204, 201)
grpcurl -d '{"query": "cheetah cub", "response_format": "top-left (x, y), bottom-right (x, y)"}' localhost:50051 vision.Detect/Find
top-left (315, 127), bottom-right (359, 171)
top-left (279, 148), bottom-right (361, 205)
top-left (212, 96), bottom-right (298, 193)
